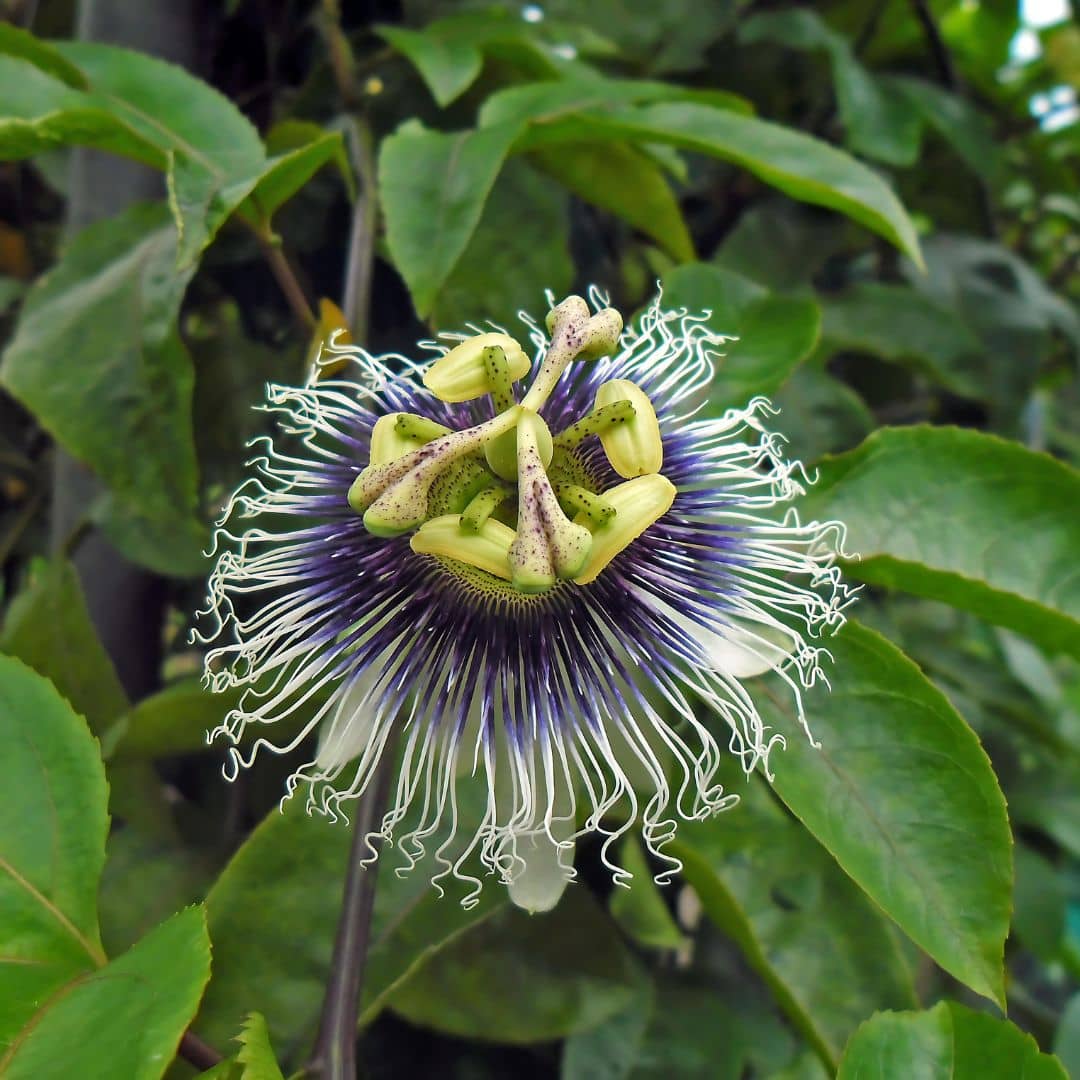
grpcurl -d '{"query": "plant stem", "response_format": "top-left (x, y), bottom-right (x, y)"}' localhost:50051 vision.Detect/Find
top-left (342, 116), bottom-right (378, 343)
top-left (253, 225), bottom-right (317, 332)
top-left (307, 741), bottom-right (398, 1080)
top-left (178, 1030), bottom-right (224, 1071)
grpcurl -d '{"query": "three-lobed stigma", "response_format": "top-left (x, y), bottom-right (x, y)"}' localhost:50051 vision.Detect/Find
top-left (351, 296), bottom-right (671, 593)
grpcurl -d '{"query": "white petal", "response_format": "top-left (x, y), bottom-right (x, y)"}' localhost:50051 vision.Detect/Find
top-left (315, 664), bottom-right (384, 770)
top-left (507, 830), bottom-right (574, 914)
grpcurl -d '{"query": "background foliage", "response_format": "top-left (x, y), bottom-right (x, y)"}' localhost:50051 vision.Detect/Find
top-left (0, 0), bottom-right (1078, 1076)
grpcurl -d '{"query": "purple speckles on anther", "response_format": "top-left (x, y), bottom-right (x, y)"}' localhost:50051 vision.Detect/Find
top-left (197, 288), bottom-right (855, 913)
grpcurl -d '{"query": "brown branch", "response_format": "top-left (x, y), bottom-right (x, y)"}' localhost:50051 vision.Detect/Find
top-left (178, 1030), bottom-right (224, 1071)
top-left (341, 117), bottom-right (378, 341)
top-left (253, 225), bottom-right (317, 332)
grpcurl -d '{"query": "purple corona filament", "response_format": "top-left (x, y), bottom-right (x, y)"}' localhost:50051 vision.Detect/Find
top-left (196, 289), bottom-right (854, 912)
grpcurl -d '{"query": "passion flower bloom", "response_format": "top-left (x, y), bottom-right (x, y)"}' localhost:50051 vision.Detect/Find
top-left (199, 291), bottom-right (853, 912)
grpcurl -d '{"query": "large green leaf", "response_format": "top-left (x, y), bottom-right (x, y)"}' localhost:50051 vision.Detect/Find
top-left (387, 887), bottom-right (647, 1043)
top-left (0, 202), bottom-right (206, 576)
top-left (799, 427), bottom-right (1080, 657)
top-left (0, 39), bottom-right (341, 262)
top-left (660, 263), bottom-right (821, 410)
top-left (429, 158), bottom-right (571, 333)
top-left (530, 141), bottom-right (693, 262)
top-left (672, 775), bottom-right (916, 1068)
top-left (0, 907), bottom-right (212, 1079)
top-left (480, 88), bottom-right (921, 265)
top-left (0, 655), bottom-right (109, 1040)
top-left (764, 622), bottom-right (1012, 1007)
top-left (0, 558), bottom-right (128, 731)
top-left (837, 1001), bottom-right (1068, 1079)
top-left (378, 120), bottom-right (522, 317)
top-left (199, 787), bottom-right (504, 1066)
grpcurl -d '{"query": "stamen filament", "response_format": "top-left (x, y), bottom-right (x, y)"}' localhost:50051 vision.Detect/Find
top-left (551, 481), bottom-right (616, 528)
top-left (483, 346), bottom-right (517, 413)
top-left (460, 484), bottom-right (513, 534)
top-left (553, 400), bottom-right (636, 450)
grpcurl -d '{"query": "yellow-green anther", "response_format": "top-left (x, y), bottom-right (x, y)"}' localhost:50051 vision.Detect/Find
top-left (395, 413), bottom-right (451, 443)
top-left (349, 407), bottom-right (521, 534)
top-left (369, 412), bottom-right (450, 467)
top-left (524, 298), bottom-right (624, 411)
top-left (483, 345), bottom-right (517, 412)
top-left (573, 474), bottom-right (676, 585)
top-left (485, 409), bottom-right (552, 482)
top-left (552, 399), bottom-right (636, 451)
top-left (594, 379), bottom-right (663, 478)
top-left (552, 481), bottom-right (616, 528)
top-left (411, 514), bottom-right (515, 581)
top-left (461, 484), bottom-right (513, 534)
top-left (509, 411), bottom-right (592, 593)
top-left (422, 333), bottom-right (531, 404)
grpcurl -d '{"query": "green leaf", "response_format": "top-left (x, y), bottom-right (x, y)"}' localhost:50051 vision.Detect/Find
top-left (1055, 994), bottom-right (1080, 1080)
top-left (378, 121), bottom-right (522, 317)
top-left (609, 838), bottom-right (685, 951)
top-left (106, 677), bottom-right (240, 760)
top-left (237, 125), bottom-right (350, 224)
top-left (837, 1001), bottom-right (1068, 1079)
top-left (798, 427), bottom-right (1080, 658)
top-left (236, 1012), bottom-right (286, 1080)
top-left (820, 283), bottom-right (985, 398)
top-left (0, 558), bottom-right (128, 732)
top-left (0, 202), bottom-right (206, 576)
top-left (378, 23), bottom-right (484, 107)
top-left (0, 654), bottom-right (109, 1041)
top-left (430, 158), bottom-right (571, 332)
top-left (672, 774), bottom-right (916, 1068)
top-left (0, 23), bottom-right (88, 87)
top-left (530, 141), bottom-right (693, 262)
top-left (388, 888), bottom-right (647, 1043)
top-left (763, 621), bottom-right (1012, 1007)
top-left (486, 94), bottom-right (921, 265)
top-left (198, 786), bottom-right (503, 1066)
top-left (0, 907), bottom-right (212, 1079)
top-left (769, 364), bottom-right (874, 464)
top-left (561, 986), bottom-right (654, 1080)
top-left (660, 263), bottom-right (821, 410)
top-left (740, 9), bottom-right (922, 167)
top-left (54, 41), bottom-right (264, 264)
top-left (1012, 844), bottom-right (1065, 962)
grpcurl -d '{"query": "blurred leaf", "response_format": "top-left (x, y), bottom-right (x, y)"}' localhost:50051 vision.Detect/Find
top-left (0, 655), bottom-right (108, 1042)
top-left (486, 93), bottom-right (922, 265)
top-left (378, 21), bottom-right (485, 107)
top-left (430, 158), bottom-right (571, 332)
top-left (561, 986), bottom-right (653, 1080)
top-left (531, 141), bottom-right (693, 262)
top-left (837, 1000), bottom-right (1068, 1079)
top-left (236, 1012), bottom-right (286, 1080)
top-left (740, 9), bottom-right (922, 166)
top-left (388, 887), bottom-right (647, 1043)
top-left (0, 202), bottom-right (206, 576)
top-left (379, 121), bottom-right (522, 317)
top-left (764, 622), bottom-right (1012, 1008)
top-left (714, 202), bottom-right (845, 291)
top-left (769, 364), bottom-right (874, 464)
top-left (1012, 844), bottom-right (1065, 962)
top-left (819, 283), bottom-right (985, 399)
top-left (0, 557), bottom-right (128, 731)
top-left (199, 784), bottom-right (504, 1066)
top-left (673, 774), bottom-right (916, 1068)
top-left (609, 837), bottom-right (685, 951)
top-left (1055, 993), bottom-right (1080, 1080)
top-left (661, 263), bottom-right (821, 410)
top-left (98, 827), bottom-right (214, 956)
top-left (799, 427), bottom-right (1080, 657)
top-left (107, 677), bottom-right (240, 759)
top-left (0, 907), bottom-right (211, 1080)
top-left (0, 22), bottom-right (87, 87)
top-left (887, 76), bottom-right (1001, 180)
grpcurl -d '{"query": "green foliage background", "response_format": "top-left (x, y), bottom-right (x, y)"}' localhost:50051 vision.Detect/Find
top-left (0, 0), bottom-right (1078, 1076)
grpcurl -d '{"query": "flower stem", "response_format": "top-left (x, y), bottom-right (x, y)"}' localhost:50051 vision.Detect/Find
top-left (178, 1030), bottom-right (223, 1071)
top-left (308, 738), bottom-right (398, 1079)
top-left (253, 224), bottom-right (317, 333)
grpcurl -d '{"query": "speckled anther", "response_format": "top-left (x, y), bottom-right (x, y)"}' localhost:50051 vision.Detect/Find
top-left (508, 410), bottom-right (593, 593)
